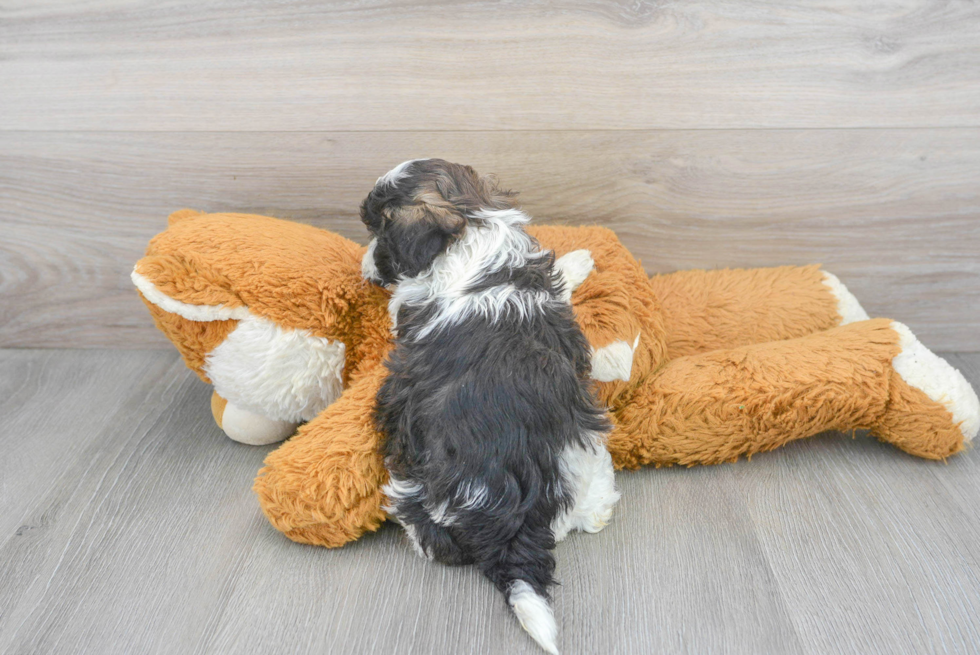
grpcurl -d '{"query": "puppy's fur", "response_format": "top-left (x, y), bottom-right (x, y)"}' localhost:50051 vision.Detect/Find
top-left (361, 159), bottom-right (619, 654)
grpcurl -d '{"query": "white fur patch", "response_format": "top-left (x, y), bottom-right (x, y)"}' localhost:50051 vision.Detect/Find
top-left (220, 401), bottom-right (299, 446)
top-left (552, 432), bottom-right (619, 543)
top-left (131, 268), bottom-right (250, 322)
top-left (382, 474), bottom-right (424, 514)
top-left (509, 580), bottom-right (559, 655)
top-left (426, 482), bottom-right (491, 527)
top-left (590, 334), bottom-right (640, 382)
top-left (554, 249), bottom-right (594, 303)
top-left (458, 481), bottom-right (492, 510)
top-left (136, 267), bottom-right (345, 424)
top-left (361, 238), bottom-right (381, 283)
top-left (891, 322), bottom-right (980, 442)
top-left (402, 522), bottom-right (431, 560)
top-left (822, 271), bottom-right (869, 325)
top-left (377, 159), bottom-right (421, 187)
top-left (383, 475), bottom-right (436, 557)
top-left (427, 500), bottom-right (454, 527)
top-left (388, 208), bottom-right (551, 338)
top-left (203, 313), bottom-right (346, 423)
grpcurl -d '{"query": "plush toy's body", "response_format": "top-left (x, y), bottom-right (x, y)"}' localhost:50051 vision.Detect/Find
top-left (134, 210), bottom-right (980, 548)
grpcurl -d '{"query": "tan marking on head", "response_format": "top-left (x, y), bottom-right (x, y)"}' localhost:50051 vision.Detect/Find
top-left (390, 160), bottom-right (516, 231)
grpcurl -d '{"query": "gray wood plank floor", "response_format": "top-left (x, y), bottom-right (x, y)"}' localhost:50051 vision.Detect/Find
top-left (1, 349), bottom-right (978, 654)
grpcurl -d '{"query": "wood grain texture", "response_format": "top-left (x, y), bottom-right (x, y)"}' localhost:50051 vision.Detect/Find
top-left (2, 1), bottom-right (979, 131)
top-left (2, 129), bottom-right (978, 350)
top-left (0, 350), bottom-right (179, 542)
top-left (731, 414), bottom-right (980, 648)
top-left (1, 349), bottom-right (979, 654)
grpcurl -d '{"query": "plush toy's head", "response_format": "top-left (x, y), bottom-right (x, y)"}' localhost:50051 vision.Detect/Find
top-left (133, 210), bottom-right (392, 425)
top-left (133, 209), bottom-right (669, 440)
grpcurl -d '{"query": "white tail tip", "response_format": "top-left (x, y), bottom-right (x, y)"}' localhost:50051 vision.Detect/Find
top-left (509, 580), bottom-right (559, 654)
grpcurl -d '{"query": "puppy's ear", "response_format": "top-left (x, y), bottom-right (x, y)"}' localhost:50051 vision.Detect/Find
top-left (429, 161), bottom-right (516, 212)
top-left (386, 198), bottom-right (466, 278)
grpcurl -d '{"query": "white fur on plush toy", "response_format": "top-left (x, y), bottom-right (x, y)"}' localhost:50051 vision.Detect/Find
top-left (555, 249), bottom-right (640, 383)
top-left (132, 269), bottom-right (345, 424)
top-left (135, 266), bottom-right (346, 432)
top-left (821, 271), bottom-right (870, 325)
top-left (554, 249), bottom-right (594, 303)
top-left (891, 322), bottom-right (980, 441)
top-left (203, 314), bottom-right (346, 423)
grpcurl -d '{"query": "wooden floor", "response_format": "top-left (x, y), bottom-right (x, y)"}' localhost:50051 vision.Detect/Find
top-left (1, 348), bottom-right (978, 655)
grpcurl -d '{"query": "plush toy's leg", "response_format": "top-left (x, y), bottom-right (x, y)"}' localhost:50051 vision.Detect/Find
top-left (872, 322), bottom-right (979, 458)
top-left (210, 391), bottom-right (299, 446)
top-left (609, 319), bottom-right (978, 469)
top-left (648, 265), bottom-right (869, 359)
top-left (253, 365), bottom-right (389, 548)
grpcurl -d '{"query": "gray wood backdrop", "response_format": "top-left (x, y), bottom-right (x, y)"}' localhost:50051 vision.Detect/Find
top-left (2, 1), bottom-right (979, 350)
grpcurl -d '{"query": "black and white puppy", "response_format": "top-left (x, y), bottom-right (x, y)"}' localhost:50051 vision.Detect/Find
top-left (360, 159), bottom-right (619, 654)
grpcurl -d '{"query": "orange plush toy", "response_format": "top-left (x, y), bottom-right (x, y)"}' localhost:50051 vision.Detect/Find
top-left (134, 210), bottom-right (979, 548)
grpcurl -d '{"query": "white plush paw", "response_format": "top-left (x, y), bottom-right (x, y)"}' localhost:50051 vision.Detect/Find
top-left (891, 322), bottom-right (980, 442)
top-left (591, 334), bottom-right (640, 382)
top-left (822, 271), bottom-right (870, 325)
top-left (204, 313), bottom-right (346, 423)
top-left (219, 402), bottom-right (299, 445)
top-left (554, 249), bottom-right (595, 302)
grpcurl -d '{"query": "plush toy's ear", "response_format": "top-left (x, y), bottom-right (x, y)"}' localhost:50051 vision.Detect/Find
top-left (168, 208), bottom-right (204, 226)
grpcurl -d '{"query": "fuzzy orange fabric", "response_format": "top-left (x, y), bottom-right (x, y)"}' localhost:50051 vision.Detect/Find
top-left (138, 211), bottom-right (393, 387)
top-left (254, 361), bottom-right (392, 547)
top-left (648, 265), bottom-right (840, 360)
top-left (611, 319), bottom-right (900, 467)
top-left (134, 211), bottom-right (971, 548)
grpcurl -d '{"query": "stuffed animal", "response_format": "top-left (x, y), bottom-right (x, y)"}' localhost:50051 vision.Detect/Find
top-left (133, 210), bottom-right (979, 548)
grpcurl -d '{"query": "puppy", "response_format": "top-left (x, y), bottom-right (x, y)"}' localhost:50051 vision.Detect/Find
top-left (360, 159), bottom-right (619, 654)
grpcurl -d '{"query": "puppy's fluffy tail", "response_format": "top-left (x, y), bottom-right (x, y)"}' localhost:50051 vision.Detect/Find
top-left (506, 579), bottom-right (559, 654)
top-left (480, 524), bottom-right (560, 654)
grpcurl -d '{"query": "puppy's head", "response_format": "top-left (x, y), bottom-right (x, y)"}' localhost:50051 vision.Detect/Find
top-left (360, 159), bottom-right (514, 285)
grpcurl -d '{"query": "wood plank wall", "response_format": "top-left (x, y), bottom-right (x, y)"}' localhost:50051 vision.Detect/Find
top-left (2, 1), bottom-right (979, 349)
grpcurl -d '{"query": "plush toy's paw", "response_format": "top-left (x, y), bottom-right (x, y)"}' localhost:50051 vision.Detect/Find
top-left (872, 322), bottom-right (980, 458)
top-left (821, 271), bottom-right (870, 325)
top-left (890, 322), bottom-right (980, 442)
top-left (253, 364), bottom-right (391, 549)
top-left (211, 392), bottom-right (299, 445)
top-left (554, 249), bottom-right (595, 302)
